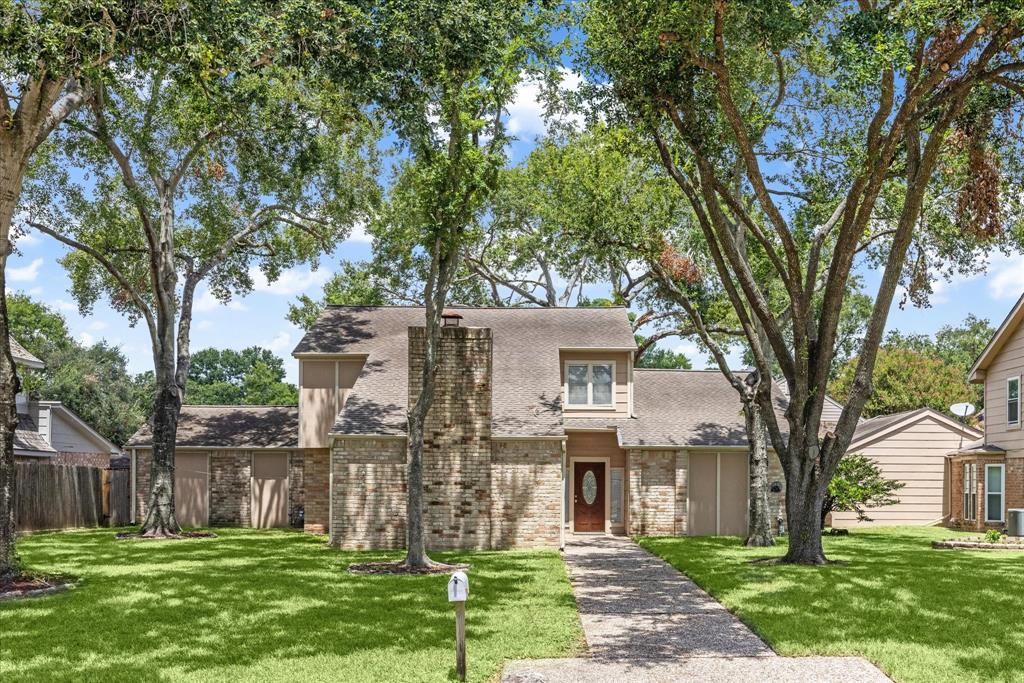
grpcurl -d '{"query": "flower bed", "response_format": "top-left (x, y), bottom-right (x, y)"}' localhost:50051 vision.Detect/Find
top-left (932, 537), bottom-right (1024, 550)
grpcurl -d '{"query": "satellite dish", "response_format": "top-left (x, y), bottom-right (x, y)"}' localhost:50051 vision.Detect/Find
top-left (950, 402), bottom-right (976, 418)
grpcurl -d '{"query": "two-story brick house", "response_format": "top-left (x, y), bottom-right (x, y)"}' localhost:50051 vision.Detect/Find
top-left (128, 305), bottom-right (798, 547)
top-left (949, 292), bottom-right (1024, 531)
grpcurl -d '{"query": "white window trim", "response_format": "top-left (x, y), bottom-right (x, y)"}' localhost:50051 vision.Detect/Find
top-left (985, 463), bottom-right (1005, 523)
top-left (1007, 375), bottom-right (1021, 429)
top-left (962, 463), bottom-right (977, 522)
top-left (564, 360), bottom-right (616, 409)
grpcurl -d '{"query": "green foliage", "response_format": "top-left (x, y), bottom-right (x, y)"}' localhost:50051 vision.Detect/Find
top-left (830, 347), bottom-right (974, 418)
top-left (636, 345), bottom-right (693, 369)
top-left (984, 528), bottom-right (1004, 543)
top-left (186, 348), bottom-right (296, 406)
top-left (822, 454), bottom-right (905, 526)
top-left (287, 261), bottom-right (390, 330)
top-left (8, 293), bottom-right (151, 446)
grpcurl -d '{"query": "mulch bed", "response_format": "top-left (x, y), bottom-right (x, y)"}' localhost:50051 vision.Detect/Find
top-left (933, 539), bottom-right (1024, 550)
top-left (348, 561), bottom-right (471, 575)
top-left (115, 531), bottom-right (218, 540)
top-left (0, 574), bottom-right (73, 601)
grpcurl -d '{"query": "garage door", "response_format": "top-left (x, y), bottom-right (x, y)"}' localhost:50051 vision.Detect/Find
top-left (688, 452), bottom-right (749, 536)
top-left (252, 452), bottom-right (289, 528)
top-left (175, 453), bottom-right (209, 528)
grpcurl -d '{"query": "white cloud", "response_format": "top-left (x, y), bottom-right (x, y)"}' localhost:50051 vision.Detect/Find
top-left (506, 68), bottom-right (584, 138)
top-left (8, 258), bottom-right (43, 282)
top-left (78, 331), bottom-right (95, 346)
top-left (344, 221), bottom-right (371, 244)
top-left (987, 253), bottom-right (1024, 300)
top-left (194, 320), bottom-right (213, 331)
top-left (53, 299), bottom-right (78, 312)
top-left (13, 231), bottom-right (40, 248)
top-left (194, 289), bottom-right (247, 313)
top-left (248, 266), bottom-right (332, 296)
top-left (262, 330), bottom-right (293, 355)
top-left (88, 320), bottom-right (107, 331)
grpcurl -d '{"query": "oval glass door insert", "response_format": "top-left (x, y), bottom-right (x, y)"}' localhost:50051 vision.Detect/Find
top-left (582, 470), bottom-right (598, 505)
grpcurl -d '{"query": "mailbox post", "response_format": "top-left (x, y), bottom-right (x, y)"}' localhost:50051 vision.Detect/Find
top-left (447, 571), bottom-right (469, 682)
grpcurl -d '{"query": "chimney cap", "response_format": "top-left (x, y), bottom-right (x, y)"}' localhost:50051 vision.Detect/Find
top-left (441, 310), bottom-right (463, 326)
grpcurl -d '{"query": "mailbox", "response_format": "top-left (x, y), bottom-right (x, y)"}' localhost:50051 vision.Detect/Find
top-left (447, 571), bottom-right (469, 602)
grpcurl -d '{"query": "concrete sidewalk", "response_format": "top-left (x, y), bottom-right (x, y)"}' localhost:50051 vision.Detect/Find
top-left (503, 535), bottom-right (890, 682)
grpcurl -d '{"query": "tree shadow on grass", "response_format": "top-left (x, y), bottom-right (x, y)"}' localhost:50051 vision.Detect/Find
top-left (0, 528), bottom-right (581, 682)
top-left (638, 528), bottom-right (1024, 682)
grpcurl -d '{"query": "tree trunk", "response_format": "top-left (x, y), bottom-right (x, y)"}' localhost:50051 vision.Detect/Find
top-left (0, 150), bottom-right (25, 579)
top-left (139, 375), bottom-right (182, 537)
top-left (0, 260), bottom-right (21, 579)
top-left (404, 307), bottom-right (441, 568)
top-left (782, 458), bottom-right (828, 564)
top-left (743, 400), bottom-right (774, 547)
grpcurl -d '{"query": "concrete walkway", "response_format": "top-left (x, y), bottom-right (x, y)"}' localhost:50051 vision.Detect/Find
top-left (503, 535), bottom-right (890, 682)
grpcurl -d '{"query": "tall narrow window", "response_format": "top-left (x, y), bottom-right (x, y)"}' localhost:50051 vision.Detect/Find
top-left (1008, 377), bottom-right (1020, 427)
top-left (610, 468), bottom-right (624, 525)
top-left (963, 463), bottom-right (977, 521)
top-left (565, 362), bottom-right (615, 407)
top-left (985, 464), bottom-right (1005, 523)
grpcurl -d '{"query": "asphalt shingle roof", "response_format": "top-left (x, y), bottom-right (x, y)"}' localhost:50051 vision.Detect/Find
top-left (294, 306), bottom-right (637, 438)
top-left (14, 412), bottom-right (56, 454)
top-left (565, 370), bottom-right (790, 448)
top-left (126, 405), bottom-right (298, 449)
top-left (10, 337), bottom-right (44, 370)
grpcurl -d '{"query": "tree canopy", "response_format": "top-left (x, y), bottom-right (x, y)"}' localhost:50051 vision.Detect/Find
top-left (186, 347), bottom-right (297, 406)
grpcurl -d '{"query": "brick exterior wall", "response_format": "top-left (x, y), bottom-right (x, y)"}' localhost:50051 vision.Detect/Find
top-left (412, 326), bottom-right (493, 550)
top-left (303, 448), bottom-right (330, 534)
top-left (330, 438), bottom-right (408, 549)
top-left (628, 449), bottom-right (684, 536)
top-left (289, 452), bottom-right (305, 528)
top-left (490, 440), bottom-right (562, 547)
top-left (133, 448), bottom-right (304, 528)
top-left (209, 450), bottom-right (251, 526)
top-left (329, 325), bottom-right (562, 550)
top-left (950, 455), bottom-right (1024, 530)
top-left (53, 452), bottom-right (112, 468)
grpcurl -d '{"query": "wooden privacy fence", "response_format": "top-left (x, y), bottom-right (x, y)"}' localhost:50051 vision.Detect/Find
top-left (14, 462), bottom-right (131, 532)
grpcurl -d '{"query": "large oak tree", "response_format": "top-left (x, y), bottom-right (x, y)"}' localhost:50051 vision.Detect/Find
top-left (582, 0), bottom-right (1024, 562)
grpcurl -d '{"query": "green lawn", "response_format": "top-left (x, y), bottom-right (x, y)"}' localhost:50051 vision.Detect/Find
top-left (1, 528), bottom-right (583, 682)
top-left (640, 526), bottom-right (1024, 683)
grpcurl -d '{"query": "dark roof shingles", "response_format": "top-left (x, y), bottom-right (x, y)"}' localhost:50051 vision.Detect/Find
top-left (14, 413), bottom-right (56, 454)
top-left (126, 405), bottom-right (298, 448)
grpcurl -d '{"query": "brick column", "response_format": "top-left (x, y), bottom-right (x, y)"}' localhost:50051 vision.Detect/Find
top-left (409, 325), bottom-right (493, 550)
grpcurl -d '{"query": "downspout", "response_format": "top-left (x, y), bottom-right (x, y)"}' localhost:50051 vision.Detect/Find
top-left (560, 439), bottom-right (567, 551)
top-left (130, 448), bottom-right (137, 523)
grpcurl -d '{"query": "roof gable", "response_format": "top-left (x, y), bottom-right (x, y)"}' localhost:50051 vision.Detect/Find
top-left (850, 407), bottom-right (982, 450)
top-left (969, 290), bottom-right (1024, 382)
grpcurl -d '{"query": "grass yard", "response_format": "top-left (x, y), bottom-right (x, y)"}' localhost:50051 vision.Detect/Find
top-left (640, 526), bottom-right (1024, 683)
top-left (0, 528), bottom-right (583, 682)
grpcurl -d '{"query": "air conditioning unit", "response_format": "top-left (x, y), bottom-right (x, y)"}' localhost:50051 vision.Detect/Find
top-left (1008, 509), bottom-right (1024, 538)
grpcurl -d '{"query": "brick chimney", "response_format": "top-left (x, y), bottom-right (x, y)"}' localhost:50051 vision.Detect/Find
top-left (408, 323), bottom-right (493, 549)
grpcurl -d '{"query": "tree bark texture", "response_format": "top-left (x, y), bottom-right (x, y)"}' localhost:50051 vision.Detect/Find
top-left (139, 376), bottom-right (182, 536)
top-left (0, 257), bottom-right (22, 579)
top-left (743, 400), bottom-right (774, 547)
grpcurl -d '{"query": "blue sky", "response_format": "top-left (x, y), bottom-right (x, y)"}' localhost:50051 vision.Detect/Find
top-left (9, 73), bottom-right (1024, 384)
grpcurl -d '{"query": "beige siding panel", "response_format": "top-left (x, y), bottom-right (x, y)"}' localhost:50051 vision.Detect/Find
top-left (48, 409), bottom-right (108, 454)
top-left (299, 359), bottom-right (366, 448)
top-left (984, 318), bottom-right (1024, 451)
top-left (175, 452), bottom-right (209, 528)
top-left (560, 350), bottom-right (631, 419)
top-left (566, 431), bottom-right (627, 468)
top-left (252, 452), bottom-right (289, 528)
top-left (688, 452), bottom-right (717, 535)
top-left (834, 417), bottom-right (964, 527)
top-left (719, 452), bottom-right (748, 536)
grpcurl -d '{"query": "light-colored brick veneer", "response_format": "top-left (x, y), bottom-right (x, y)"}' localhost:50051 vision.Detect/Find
top-left (329, 325), bottom-right (562, 550)
top-left (628, 448), bottom-right (686, 536)
top-left (209, 450), bottom-right (251, 526)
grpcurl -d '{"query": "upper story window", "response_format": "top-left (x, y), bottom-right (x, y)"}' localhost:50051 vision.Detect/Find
top-left (566, 361), bottom-right (615, 408)
top-left (1008, 376), bottom-right (1020, 428)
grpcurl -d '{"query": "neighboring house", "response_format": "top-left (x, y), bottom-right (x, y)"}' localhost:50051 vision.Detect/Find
top-left (127, 306), bottom-right (800, 546)
top-left (830, 409), bottom-right (982, 528)
top-left (11, 337), bottom-right (120, 466)
top-left (951, 292), bottom-right (1024, 531)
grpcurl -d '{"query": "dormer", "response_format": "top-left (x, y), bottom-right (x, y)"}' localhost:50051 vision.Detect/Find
top-left (559, 348), bottom-right (634, 418)
top-left (295, 355), bottom-right (365, 448)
